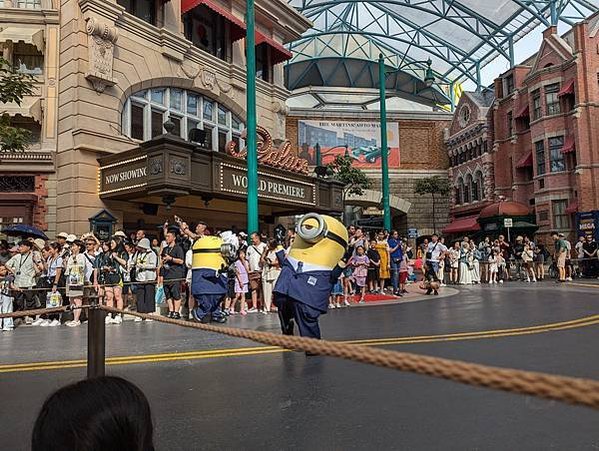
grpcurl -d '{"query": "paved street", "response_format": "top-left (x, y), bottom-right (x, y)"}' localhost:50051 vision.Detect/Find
top-left (1, 282), bottom-right (598, 450)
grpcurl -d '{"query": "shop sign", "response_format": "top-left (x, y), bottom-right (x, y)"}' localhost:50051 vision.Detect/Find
top-left (576, 211), bottom-right (599, 240)
top-left (219, 163), bottom-right (316, 206)
top-left (503, 218), bottom-right (513, 228)
top-left (99, 156), bottom-right (147, 196)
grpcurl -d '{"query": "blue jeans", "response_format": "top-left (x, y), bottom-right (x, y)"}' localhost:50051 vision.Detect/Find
top-left (390, 259), bottom-right (400, 291)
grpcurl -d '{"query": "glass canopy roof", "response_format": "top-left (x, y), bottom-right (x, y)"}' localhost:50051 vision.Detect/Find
top-left (284, 0), bottom-right (599, 107)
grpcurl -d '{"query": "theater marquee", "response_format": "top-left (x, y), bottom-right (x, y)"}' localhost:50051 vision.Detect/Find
top-left (219, 163), bottom-right (316, 206)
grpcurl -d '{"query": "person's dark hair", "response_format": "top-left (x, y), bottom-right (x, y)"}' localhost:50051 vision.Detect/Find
top-left (71, 240), bottom-right (84, 252)
top-left (267, 238), bottom-right (278, 249)
top-left (49, 242), bottom-right (61, 253)
top-left (18, 240), bottom-right (33, 248)
top-left (550, 231), bottom-right (559, 237)
top-left (32, 376), bottom-right (154, 451)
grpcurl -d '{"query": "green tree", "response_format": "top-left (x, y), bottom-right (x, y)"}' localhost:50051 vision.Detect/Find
top-left (414, 176), bottom-right (451, 234)
top-left (327, 154), bottom-right (371, 223)
top-left (0, 56), bottom-right (35, 152)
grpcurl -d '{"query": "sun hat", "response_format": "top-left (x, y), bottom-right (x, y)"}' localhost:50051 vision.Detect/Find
top-left (32, 238), bottom-right (46, 251)
top-left (136, 238), bottom-right (151, 251)
top-left (114, 230), bottom-right (127, 238)
top-left (57, 232), bottom-right (69, 239)
top-left (66, 234), bottom-right (77, 243)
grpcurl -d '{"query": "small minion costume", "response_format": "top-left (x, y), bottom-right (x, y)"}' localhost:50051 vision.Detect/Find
top-left (191, 236), bottom-right (228, 323)
top-left (274, 213), bottom-right (349, 339)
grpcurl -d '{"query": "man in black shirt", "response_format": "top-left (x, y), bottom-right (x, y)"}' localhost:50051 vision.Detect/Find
top-left (582, 235), bottom-right (598, 278)
top-left (161, 230), bottom-right (185, 319)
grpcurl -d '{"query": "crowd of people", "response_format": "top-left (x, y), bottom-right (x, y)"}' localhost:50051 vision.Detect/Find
top-left (1, 217), bottom-right (598, 332)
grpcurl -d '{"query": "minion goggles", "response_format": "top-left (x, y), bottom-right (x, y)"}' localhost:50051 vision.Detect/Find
top-left (295, 213), bottom-right (348, 248)
top-left (193, 243), bottom-right (236, 261)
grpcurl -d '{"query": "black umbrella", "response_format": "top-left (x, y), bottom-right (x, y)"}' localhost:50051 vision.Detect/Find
top-left (2, 224), bottom-right (49, 240)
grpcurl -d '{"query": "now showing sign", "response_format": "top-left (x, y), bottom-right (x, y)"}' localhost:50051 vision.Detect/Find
top-left (99, 157), bottom-right (148, 195)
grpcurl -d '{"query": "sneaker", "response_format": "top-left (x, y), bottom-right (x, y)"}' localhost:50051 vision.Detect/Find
top-left (113, 315), bottom-right (122, 325)
top-left (358, 299), bottom-right (365, 304)
top-left (144, 318), bottom-right (153, 322)
top-left (499, 280), bottom-right (504, 284)
top-left (66, 320), bottom-right (81, 327)
top-left (39, 319), bottom-right (51, 327)
top-left (262, 310), bottom-right (269, 315)
top-left (328, 304), bottom-right (335, 309)
top-left (335, 302), bottom-right (341, 308)
top-left (526, 278), bottom-right (531, 283)
top-left (343, 300), bottom-right (351, 307)
top-left (2, 326), bottom-right (14, 331)
top-left (134, 316), bottom-right (143, 322)
top-left (240, 310), bottom-right (247, 316)
top-left (247, 308), bottom-right (258, 313)
top-left (566, 277), bottom-right (573, 282)
top-left (32, 317), bottom-right (45, 326)
top-left (172, 312), bottom-right (181, 320)
top-left (167, 311), bottom-right (174, 318)
top-left (229, 310), bottom-right (237, 315)
top-left (49, 319), bottom-right (61, 327)
top-left (25, 316), bottom-right (34, 325)
top-left (105, 316), bottom-right (113, 325)
top-left (532, 279), bottom-right (537, 283)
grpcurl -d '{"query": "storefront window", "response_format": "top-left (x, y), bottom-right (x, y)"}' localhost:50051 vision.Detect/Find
top-left (545, 84), bottom-right (561, 116)
top-left (117, 0), bottom-right (156, 26)
top-left (122, 87), bottom-right (244, 151)
top-left (535, 140), bottom-right (545, 176)
top-left (549, 136), bottom-right (565, 173)
top-left (183, 5), bottom-right (230, 62)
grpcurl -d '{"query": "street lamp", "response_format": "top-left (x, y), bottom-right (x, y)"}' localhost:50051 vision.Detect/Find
top-left (378, 54), bottom-right (436, 231)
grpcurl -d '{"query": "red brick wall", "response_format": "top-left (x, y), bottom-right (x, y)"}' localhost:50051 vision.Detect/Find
top-left (33, 175), bottom-right (48, 231)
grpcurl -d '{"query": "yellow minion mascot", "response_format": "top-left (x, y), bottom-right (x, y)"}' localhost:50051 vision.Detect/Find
top-left (274, 213), bottom-right (349, 340)
top-left (190, 235), bottom-right (229, 323)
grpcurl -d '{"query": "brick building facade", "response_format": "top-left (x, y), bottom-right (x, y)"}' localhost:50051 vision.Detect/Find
top-left (492, 16), bottom-right (599, 243)
top-left (444, 90), bottom-right (495, 235)
top-left (287, 110), bottom-right (452, 236)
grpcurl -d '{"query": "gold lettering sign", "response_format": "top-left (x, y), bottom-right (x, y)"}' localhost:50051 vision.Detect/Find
top-left (219, 163), bottom-right (316, 206)
top-left (99, 156), bottom-right (147, 196)
top-left (225, 125), bottom-right (309, 175)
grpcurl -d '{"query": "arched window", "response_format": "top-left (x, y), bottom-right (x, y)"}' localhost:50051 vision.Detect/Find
top-left (476, 171), bottom-right (484, 201)
top-left (456, 178), bottom-right (464, 205)
top-left (464, 174), bottom-right (472, 203)
top-left (471, 173), bottom-right (479, 202)
top-left (121, 87), bottom-right (245, 152)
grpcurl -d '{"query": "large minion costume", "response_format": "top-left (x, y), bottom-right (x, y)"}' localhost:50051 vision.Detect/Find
top-left (274, 213), bottom-right (349, 339)
top-left (191, 236), bottom-right (229, 323)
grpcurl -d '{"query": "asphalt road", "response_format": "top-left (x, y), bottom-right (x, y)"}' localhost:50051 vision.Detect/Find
top-left (1, 282), bottom-right (598, 450)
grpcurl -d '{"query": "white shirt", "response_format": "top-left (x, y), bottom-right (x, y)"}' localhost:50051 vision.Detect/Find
top-left (82, 251), bottom-right (97, 283)
top-left (247, 242), bottom-right (267, 272)
top-left (135, 250), bottom-right (157, 282)
top-left (6, 252), bottom-right (38, 288)
top-left (575, 241), bottom-right (585, 259)
top-left (427, 241), bottom-right (447, 262)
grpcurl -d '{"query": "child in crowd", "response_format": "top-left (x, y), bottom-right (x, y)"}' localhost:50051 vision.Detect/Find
top-left (350, 245), bottom-right (369, 304)
top-left (329, 274), bottom-right (344, 309)
top-left (0, 263), bottom-right (15, 331)
top-left (233, 249), bottom-right (250, 315)
top-left (398, 244), bottom-right (410, 295)
top-left (367, 239), bottom-right (381, 293)
top-left (488, 250), bottom-right (499, 284)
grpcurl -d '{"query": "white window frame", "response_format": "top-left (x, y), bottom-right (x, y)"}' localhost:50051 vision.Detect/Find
top-left (122, 87), bottom-right (244, 151)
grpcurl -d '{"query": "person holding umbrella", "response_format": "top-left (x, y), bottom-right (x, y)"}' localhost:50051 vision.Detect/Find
top-left (5, 240), bottom-right (41, 325)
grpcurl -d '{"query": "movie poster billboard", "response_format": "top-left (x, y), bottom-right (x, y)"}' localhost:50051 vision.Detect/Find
top-left (297, 120), bottom-right (400, 169)
top-left (576, 211), bottom-right (599, 240)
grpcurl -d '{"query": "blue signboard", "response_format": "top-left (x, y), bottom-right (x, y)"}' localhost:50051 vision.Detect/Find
top-left (576, 210), bottom-right (599, 241)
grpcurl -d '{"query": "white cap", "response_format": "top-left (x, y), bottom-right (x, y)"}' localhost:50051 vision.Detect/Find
top-left (66, 234), bottom-right (77, 243)
top-left (114, 230), bottom-right (127, 238)
top-left (57, 232), bottom-right (69, 239)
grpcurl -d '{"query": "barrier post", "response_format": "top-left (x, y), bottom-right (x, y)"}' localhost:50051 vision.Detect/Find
top-left (87, 296), bottom-right (106, 378)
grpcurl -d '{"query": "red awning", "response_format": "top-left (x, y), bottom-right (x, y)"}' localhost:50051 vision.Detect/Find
top-left (515, 104), bottom-right (529, 119)
top-left (442, 215), bottom-right (481, 235)
top-left (565, 200), bottom-right (578, 214)
top-left (561, 135), bottom-right (575, 154)
top-left (256, 31), bottom-right (292, 65)
top-left (182, 0), bottom-right (246, 42)
top-left (558, 79), bottom-right (575, 97)
top-left (516, 151), bottom-right (533, 169)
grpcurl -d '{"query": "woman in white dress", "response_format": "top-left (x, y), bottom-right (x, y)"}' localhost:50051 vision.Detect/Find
top-left (449, 242), bottom-right (460, 284)
top-left (458, 240), bottom-right (473, 285)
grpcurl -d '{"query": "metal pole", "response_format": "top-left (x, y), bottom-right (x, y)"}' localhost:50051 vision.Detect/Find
top-left (87, 300), bottom-right (106, 379)
top-left (246, 0), bottom-right (259, 234)
top-left (315, 142), bottom-right (322, 167)
top-left (550, 0), bottom-right (558, 25)
top-left (378, 54), bottom-right (391, 231)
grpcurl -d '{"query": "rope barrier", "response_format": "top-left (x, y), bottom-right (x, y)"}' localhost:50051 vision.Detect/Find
top-left (0, 305), bottom-right (91, 319)
top-left (97, 305), bottom-right (599, 410)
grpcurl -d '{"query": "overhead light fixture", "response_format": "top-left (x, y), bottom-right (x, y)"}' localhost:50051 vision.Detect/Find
top-left (424, 59), bottom-right (435, 88)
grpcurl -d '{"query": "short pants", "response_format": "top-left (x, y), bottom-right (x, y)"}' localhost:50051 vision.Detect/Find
top-left (163, 281), bottom-right (181, 300)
